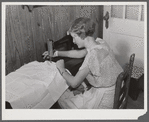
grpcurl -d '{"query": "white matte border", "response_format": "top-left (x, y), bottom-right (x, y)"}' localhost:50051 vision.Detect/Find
top-left (2, 2), bottom-right (147, 120)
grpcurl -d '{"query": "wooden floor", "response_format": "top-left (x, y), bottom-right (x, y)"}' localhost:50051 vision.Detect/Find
top-left (127, 91), bottom-right (144, 109)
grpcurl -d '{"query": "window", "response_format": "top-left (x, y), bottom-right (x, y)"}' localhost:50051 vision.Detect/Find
top-left (111, 5), bottom-right (124, 18)
top-left (111, 5), bottom-right (144, 21)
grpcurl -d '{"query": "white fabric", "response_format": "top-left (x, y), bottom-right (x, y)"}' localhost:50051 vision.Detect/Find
top-left (6, 61), bottom-right (69, 109)
top-left (92, 85), bottom-right (115, 109)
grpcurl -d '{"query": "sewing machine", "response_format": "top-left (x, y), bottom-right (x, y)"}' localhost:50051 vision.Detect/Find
top-left (46, 35), bottom-right (84, 76)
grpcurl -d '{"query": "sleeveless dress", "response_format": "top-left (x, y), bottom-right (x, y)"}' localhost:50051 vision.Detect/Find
top-left (58, 38), bottom-right (123, 109)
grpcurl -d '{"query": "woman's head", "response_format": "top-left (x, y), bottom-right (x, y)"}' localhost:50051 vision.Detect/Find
top-left (68, 17), bottom-right (96, 40)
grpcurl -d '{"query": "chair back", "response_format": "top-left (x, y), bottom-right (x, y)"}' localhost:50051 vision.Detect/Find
top-left (113, 54), bottom-right (135, 109)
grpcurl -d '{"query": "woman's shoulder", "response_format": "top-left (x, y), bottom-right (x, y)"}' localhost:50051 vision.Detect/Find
top-left (90, 44), bottom-right (108, 56)
top-left (88, 47), bottom-right (108, 65)
top-left (95, 38), bottom-right (111, 52)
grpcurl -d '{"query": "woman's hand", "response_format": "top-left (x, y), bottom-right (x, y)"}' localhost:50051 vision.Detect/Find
top-left (42, 50), bottom-right (58, 59)
top-left (56, 59), bottom-right (65, 72)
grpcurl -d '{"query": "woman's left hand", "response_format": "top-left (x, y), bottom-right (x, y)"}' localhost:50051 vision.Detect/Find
top-left (56, 59), bottom-right (65, 71)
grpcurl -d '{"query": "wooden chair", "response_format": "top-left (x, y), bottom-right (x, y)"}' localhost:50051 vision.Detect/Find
top-left (113, 54), bottom-right (135, 109)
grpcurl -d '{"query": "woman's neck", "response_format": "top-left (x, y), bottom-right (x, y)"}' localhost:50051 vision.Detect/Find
top-left (84, 37), bottom-right (98, 49)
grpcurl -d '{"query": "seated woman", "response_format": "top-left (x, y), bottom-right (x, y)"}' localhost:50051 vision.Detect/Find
top-left (43, 17), bottom-right (123, 109)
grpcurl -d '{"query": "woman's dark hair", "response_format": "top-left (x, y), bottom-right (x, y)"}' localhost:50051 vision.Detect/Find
top-left (68, 17), bottom-right (96, 39)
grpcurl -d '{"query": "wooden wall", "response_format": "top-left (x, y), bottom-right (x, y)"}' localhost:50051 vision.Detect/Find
top-left (5, 5), bottom-right (103, 75)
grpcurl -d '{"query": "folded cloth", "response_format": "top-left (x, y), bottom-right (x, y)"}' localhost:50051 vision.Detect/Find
top-left (6, 61), bottom-right (68, 109)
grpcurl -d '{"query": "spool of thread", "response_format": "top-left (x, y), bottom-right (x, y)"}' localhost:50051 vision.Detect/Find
top-left (47, 39), bottom-right (53, 62)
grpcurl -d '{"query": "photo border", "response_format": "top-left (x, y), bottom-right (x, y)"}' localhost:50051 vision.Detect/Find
top-left (1, 0), bottom-right (148, 121)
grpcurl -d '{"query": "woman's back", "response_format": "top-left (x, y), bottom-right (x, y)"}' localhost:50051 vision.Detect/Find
top-left (81, 38), bottom-right (123, 87)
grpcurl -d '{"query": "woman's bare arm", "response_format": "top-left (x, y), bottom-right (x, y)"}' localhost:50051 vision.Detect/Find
top-left (56, 59), bottom-right (90, 88)
top-left (58, 49), bottom-right (87, 58)
top-left (60, 67), bottom-right (90, 88)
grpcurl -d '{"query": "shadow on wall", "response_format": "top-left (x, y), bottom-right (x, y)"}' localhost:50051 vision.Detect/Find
top-left (115, 39), bottom-right (144, 70)
top-left (114, 40), bottom-right (130, 69)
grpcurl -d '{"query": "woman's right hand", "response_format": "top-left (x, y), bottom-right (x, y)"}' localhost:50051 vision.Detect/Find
top-left (42, 50), bottom-right (58, 59)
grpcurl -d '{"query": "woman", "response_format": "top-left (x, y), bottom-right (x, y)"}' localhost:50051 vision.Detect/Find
top-left (43, 17), bottom-right (123, 109)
